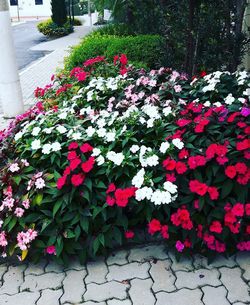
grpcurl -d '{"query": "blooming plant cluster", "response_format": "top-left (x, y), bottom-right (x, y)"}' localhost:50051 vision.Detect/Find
top-left (0, 55), bottom-right (249, 264)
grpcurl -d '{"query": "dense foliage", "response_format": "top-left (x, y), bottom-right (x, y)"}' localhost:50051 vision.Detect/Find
top-left (65, 34), bottom-right (164, 70)
top-left (101, 0), bottom-right (249, 74)
top-left (0, 56), bottom-right (249, 265)
top-left (51, 0), bottom-right (68, 27)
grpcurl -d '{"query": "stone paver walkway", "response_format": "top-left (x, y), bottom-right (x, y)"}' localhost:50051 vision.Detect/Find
top-left (0, 243), bottom-right (249, 305)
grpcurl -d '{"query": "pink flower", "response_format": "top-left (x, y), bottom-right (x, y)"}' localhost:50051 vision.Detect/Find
top-left (125, 230), bottom-right (135, 239)
top-left (9, 163), bottom-right (20, 173)
top-left (15, 208), bottom-right (25, 218)
top-left (0, 232), bottom-right (8, 247)
top-left (35, 178), bottom-right (45, 189)
top-left (176, 240), bottom-right (185, 252)
top-left (46, 245), bottom-right (56, 255)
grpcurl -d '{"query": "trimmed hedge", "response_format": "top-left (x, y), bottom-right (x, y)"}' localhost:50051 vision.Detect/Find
top-left (65, 34), bottom-right (164, 70)
top-left (37, 18), bottom-right (74, 37)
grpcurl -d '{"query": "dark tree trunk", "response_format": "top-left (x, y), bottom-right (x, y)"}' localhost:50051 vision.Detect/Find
top-left (185, 0), bottom-right (196, 75)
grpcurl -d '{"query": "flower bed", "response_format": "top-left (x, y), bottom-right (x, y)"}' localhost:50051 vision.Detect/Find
top-left (0, 56), bottom-right (249, 264)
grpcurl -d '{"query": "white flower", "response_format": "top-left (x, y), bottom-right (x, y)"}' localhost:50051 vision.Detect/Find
top-left (214, 102), bottom-right (222, 107)
top-left (9, 163), bottom-right (20, 173)
top-left (172, 138), bottom-right (184, 150)
top-left (56, 125), bottom-right (67, 134)
top-left (92, 148), bottom-right (101, 156)
top-left (146, 155), bottom-right (159, 167)
top-left (96, 155), bottom-right (105, 166)
top-left (97, 128), bottom-right (106, 138)
top-left (204, 101), bottom-right (211, 107)
top-left (86, 126), bottom-right (96, 137)
top-left (130, 145), bottom-right (140, 154)
top-left (42, 144), bottom-right (52, 155)
top-left (147, 118), bottom-right (155, 128)
top-left (238, 97), bottom-right (245, 103)
top-left (21, 159), bottom-right (29, 167)
top-left (14, 131), bottom-right (23, 141)
top-left (31, 139), bottom-right (41, 150)
top-left (97, 118), bottom-right (106, 128)
top-left (87, 90), bottom-right (94, 101)
top-left (31, 127), bottom-right (41, 136)
top-left (225, 94), bottom-right (235, 105)
top-left (160, 142), bottom-right (170, 153)
top-left (72, 132), bottom-right (82, 140)
top-left (135, 187), bottom-right (153, 201)
top-left (51, 142), bottom-right (61, 152)
top-left (163, 106), bottom-right (172, 116)
top-left (35, 178), bottom-right (45, 189)
top-left (43, 128), bottom-right (53, 134)
top-left (132, 169), bottom-right (145, 188)
top-left (105, 132), bottom-right (116, 142)
top-left (151, 189), bottom-right (171, 205)
top-left (58, 112), bottom-right (67, 119)
top-left (163, 181), bottom-right (177, 194)
top-left (106, 151), bottom-right (124, 166)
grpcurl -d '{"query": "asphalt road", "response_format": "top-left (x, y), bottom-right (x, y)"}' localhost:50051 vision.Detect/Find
top-left (12, 21), bottom-right (50, 71)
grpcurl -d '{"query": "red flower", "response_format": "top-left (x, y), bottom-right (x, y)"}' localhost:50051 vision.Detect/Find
top-left (236, 139), bottom-right (250, 151)
top-left (70, 158), bottom-right (81, 171)
top-left (176, 119), bottom-right (192, 127)
top-left (120, 54), bottom-right (128, 66)
top-left (68, 142), bottom-right (78, 150)
top-left (227, 112), bottom-right (240, 123)
top-left (114, 187), bottom-right (136, 207)
top-left (161, 225), bottom-right (169, 239)
top-left (46, 245), bottom-right (56, 255)
top-left (245, 203), bottom-right (250, 216)
top-left (200, 71), bottom-right (207, 77)
top-left (166, 173), bottom-right (176, 182)
top-left (106, 183), bottom-right (116, 194)
top-left (71, 174), bottom-right (85, 187)
top-left (106, 195), bottom-right (115, 206)
top-left (225, 165), bottom-right (237, 179)
top-left (75, 71), bottom-right (87, 82)
top-left (178, 149), bottom-right (189, 159)
top-left (188, 156), bottom-right (206, 169)
top-left (210, 221), bottom-right (222, 234)
top-left (246, 225), bottom-right (250, 235)
top-left (83, 55), bottom-right (105, 67)
top-left (189, 180), bottom-right (208, 196)
top-left (163, 158), bottom-right (176, 171)
top-left (148, 219), bottom-right (161, 235)
top-left (207, 187), bottom-right (219, 200)
top-left (57, 176), bottom-right (67, 190)
top-left (120, 67), bottom-right (128, 75)
top-left (81, 157), bottom-right (95, 173)
top-left (63, 166), bottom-right (71, 176)
top-left (206, 144), bottom-right (218, 159)
top-left (232, 203), bottom-right (244, 217)
top-left (67, 151), bottom-right (78, 160)
top-left (175, 161), bottom-right (187, 174)
top-left (235, 162), bottom-right (247, 174)
top-left (125, 230), bottom-right (134, 239)
top-left (80, 143), bottom-right (93, 153)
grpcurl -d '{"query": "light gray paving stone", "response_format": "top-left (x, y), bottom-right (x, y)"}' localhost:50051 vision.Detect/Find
top-left (235, 252), bottom-right (250, 281)
top-left (0, 291), bottom-right (40, 305)
top-left (65, 259), bottom-right (86, 271)
top-left (107, 299), bottom-right (132, 305)
top-left (0, 264), bottom-right (8, 280)
top-left (219, 267), bottom-right (250, 303)
top-left (169, 252), bottom-right (194, 272)
top-left (149, 259), bottom-right (176, 292)
top-left (107, 262), bottom-right (150, 282)
top-left (0, 265), bottom-right (26, 295)
top-left (156, 288), bottom-right (203, 305)
top-left (107, 250), bottom-right (128, 266)
top-left (128, 244), bottom-right (168, 262)
top-left (25, 260), bottom-right (47, 276)
top-left (82, 302), bottom-right (106, 305)
top-left (85, 259), bottom-right (108, 284)
top-left (202, 286), bottom-right (231, 305)
top-left (84, 281), bottom-right (129, 302)
top-left (233, 303), bottom-right (248, 305)
top-left (129, 278), bottom-right (155, 305)
top-left (37, 288), bottom-right (63, 305)
top-left (61, 269), bottom-right (87, 304)
top-left (20, 272), bottom-right (64, 292)
top-left (45, 261), bottom-right (65, 273)
top-left (193, 254), bottom-right (237, 269)
top-left (175, 268), bottom-right (221, 289)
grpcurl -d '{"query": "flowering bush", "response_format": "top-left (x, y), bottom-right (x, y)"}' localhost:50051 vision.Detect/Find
top-left (0, 55), bottom-right (249, 264)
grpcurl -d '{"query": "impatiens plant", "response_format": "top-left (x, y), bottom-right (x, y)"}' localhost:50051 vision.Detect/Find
top-left (0, 55), bottom-right (249, 264)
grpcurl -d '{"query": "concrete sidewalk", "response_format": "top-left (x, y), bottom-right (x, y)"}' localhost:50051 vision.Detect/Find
top-left (0, 25), bottom-right (93, 130)
top-left (0, 244), bottom-right (249, 305)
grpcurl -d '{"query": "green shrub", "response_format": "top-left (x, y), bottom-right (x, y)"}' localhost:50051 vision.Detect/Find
top-left (91, 23), bottom-right (136, 37)
top-left (73, 18), bottom-right (82, 26)
top-left (65, 34), bottom-right (164, 70)
top-left (37, 18), bottom-right (73, 37)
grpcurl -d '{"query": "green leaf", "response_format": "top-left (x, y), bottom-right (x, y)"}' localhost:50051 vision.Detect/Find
top-left (80, 218), bottom-right (89, 233)
top-left (98, 233), bottom-right (105, 247)
top-left (8, 217), bottom-right (17, 232)
top-left (13, 176), bottom-right (21, 185)
top-left (53, 200), bottom-right (63, 217)
top-left (93, 237), bottom-right (100, 255)
top-left (33, 193), bottom-right (43, 206)
top-left (221, 180), bottom-right (233, 199)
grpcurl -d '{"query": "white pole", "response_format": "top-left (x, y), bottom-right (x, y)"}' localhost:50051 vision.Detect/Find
top-left (88, 0), bottom-right (92, 27)
top-left (0, 0), bottom-right (24, 118)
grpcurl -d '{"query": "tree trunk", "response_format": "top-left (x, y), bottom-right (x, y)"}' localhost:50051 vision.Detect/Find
top-left (185, 0), bottom-right (196, 75)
